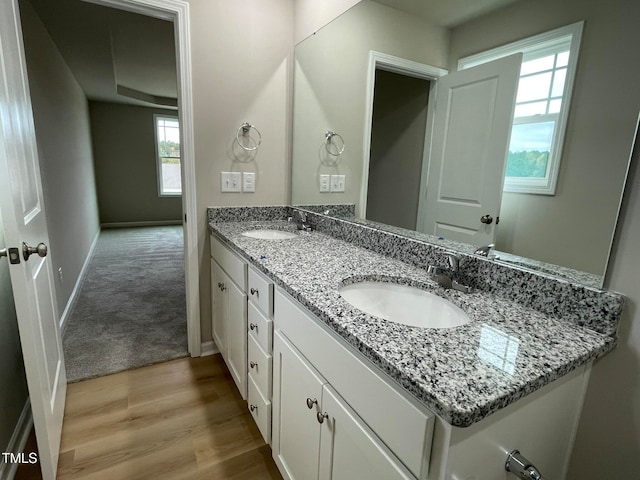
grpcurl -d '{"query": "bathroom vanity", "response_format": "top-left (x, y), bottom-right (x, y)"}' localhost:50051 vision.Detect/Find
top-left (208, 206), bottom-right (622, 480)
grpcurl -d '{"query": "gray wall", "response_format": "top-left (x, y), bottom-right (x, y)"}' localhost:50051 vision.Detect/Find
top-left (20, 0), bottom-right (101, 316)
top-left (568, 118), bottom-right (640, 477)
top-left (449, 0), bottom-right (640, 274)
top-left (0, 214), bottom-right (29, 455)
top-left (89, 101), bottom-right (182, 224)
top-left (367, 70), bottom-right (430, 230)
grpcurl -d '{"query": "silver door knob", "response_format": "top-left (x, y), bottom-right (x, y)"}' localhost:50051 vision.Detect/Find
top-left (250, 404), bottom-right (257, 412)
top-left (249, 323), bottom-right (257, 331)
top-left (217, 282), bottom-right (226, 291)
top-left (317, 412), bottom-right (328, 424)
top-left (250, 361), bottom-right (257, 369)
top-left (306, 397), bottom-right (317, 409)
top-left (480, 214), bottom-right (494, 224)
top-left (250, 288), bottom-right (258, 296)
top-left (22, 242), bottom-right (47, 261)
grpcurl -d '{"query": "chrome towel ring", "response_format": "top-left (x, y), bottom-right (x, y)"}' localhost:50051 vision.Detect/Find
top-left (236, 122), bottom-right (262, 151)
top-left (325, 131), bottom-right (345, 156)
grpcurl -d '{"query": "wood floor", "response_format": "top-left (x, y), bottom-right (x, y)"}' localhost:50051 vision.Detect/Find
top-left (53, 355), bottom-right (282, 480)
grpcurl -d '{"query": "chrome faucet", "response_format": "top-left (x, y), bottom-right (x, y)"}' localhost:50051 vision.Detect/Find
top-left (427, 253), bottom-right (471, 293)
top-left (293, 211), bottom-right (312, 232)
top-left (474, 243), bottom-right (495, 257)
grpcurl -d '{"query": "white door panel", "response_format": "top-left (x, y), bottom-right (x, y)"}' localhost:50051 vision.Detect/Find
top-left (421, 54), bottom-right (522, 245)
top-left (0, 2), bottom-right (66, 479)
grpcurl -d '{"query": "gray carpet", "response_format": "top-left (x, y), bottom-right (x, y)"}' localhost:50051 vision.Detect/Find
top-left (63, 225), bottom-right (188, 383)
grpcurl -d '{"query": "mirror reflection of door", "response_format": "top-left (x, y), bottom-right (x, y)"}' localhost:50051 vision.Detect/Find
top-left (366, 69), bottom-right (431, 230)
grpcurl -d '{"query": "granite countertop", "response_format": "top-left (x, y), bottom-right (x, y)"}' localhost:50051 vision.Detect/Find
top-left (209, 219), bottom-right (615, 428)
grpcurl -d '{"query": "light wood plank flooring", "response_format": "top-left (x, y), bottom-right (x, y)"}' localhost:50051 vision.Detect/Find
top-left (55, 355), bottom-right (282, 480)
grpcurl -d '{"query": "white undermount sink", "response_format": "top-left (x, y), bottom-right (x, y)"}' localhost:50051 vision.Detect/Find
top-left (339, 281), bottom-right (471, 329)
top-left (242, 229), bottom-right (298, 240)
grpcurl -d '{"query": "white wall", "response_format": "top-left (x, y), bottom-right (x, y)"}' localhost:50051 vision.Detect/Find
top-left (187, 0), bottom-right (294, 340)
top-left (449, 0), bottom-right (640, 275)
top-left (567, 130), bottom-right (640, 477)
top-left (294, 0), bottom-right (360, 44)
top-left (291, 0), bottom-right (449, 208)
top-left (20, 0), bottom-right (101, 316)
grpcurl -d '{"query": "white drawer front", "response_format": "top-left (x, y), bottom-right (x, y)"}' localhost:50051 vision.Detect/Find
top-left (248, 267), bottom-right (273, 317)
top-left (274, 289), bottom-right (434, 479)
top-left (248, 334), bottom-right (272, 399)
top-left (248, 301), bottom-right (273, 353)
top-left (210, 234), bottom-right (247, 290)
top-left (248, 375), bottom-right (272, 445)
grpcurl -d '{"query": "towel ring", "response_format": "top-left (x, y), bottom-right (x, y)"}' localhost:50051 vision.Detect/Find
top-left (325, 131), bottom-right (345, 156)
top-left (236, 122), bottom-right (262, 151)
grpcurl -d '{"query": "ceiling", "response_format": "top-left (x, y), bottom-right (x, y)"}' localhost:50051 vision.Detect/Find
top-left (375, 0), bottom-right (523, 27)
top-left (26, 0), bottom-right (178, 109)
top-left (24, 0), bottom-right (522, 110)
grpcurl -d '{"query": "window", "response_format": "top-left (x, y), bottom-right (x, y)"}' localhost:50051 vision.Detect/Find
top-left (458, 22), bottom-right (583, 194)
top-left (154, 115), bottom-right (182, 196)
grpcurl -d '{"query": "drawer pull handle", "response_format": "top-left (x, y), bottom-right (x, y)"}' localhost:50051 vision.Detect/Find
top-left (250, 404), bottom-right (257, 413)
top-left (217, 282), bottom-right (226, 291)
top-left (249, 323), bottom-right (258, 331)
top-left (250, 361), bottom-right (257, 369)
top-left (250, 288), bottom-right (258, 296)
top-left (306, 397), bottom-right (317, 409)
top-left (317, 412), bottom-right (328, 424)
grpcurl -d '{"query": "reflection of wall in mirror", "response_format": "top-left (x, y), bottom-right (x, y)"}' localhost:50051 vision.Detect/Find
top-left (449, 0), bottom-right (640, 275)
top-left (291, 0), bottom-right (449, 208)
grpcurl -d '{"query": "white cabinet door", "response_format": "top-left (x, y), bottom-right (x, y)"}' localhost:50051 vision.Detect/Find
top-left (225, 275), bottom-right (247, 400)
top-left (420, 54), bottom-right (521, 246)
top-left (318, 385), bottom-right (415, 480)
top-left (211, 259), bottom-right (226, 358)
top-left (272, 331), bottom-right (326, 480)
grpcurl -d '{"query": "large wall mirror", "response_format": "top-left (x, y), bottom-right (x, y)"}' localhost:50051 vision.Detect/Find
top-left (291, 0), bottom-right (639, 289)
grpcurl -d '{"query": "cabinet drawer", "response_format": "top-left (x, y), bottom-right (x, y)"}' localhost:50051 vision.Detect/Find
top-left (248, 334), bottom-right (272, 399)
top-left (210, 235), bottom-right (247, 290)
top-left (248, 267), bottom-right (273, 317)
top-left (275, 289), bottom-right (434, 479)
top-left (248, 301), bottom-right (273, 353)
top-left (248, 375), bottom-right (271, 445)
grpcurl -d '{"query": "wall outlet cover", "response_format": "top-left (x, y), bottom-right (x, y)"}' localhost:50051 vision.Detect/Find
top-left (243, 172), bottom-right (256, 192)
top-left (319, 174), bottom-right (330, 193)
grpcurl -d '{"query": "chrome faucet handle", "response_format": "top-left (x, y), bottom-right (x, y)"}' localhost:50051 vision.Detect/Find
top-left (446, 253), bottom-right (460, 272)
top-left (474, 243), bottom-right (495, 257)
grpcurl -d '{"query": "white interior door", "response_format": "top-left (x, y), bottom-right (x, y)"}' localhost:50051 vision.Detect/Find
top-left (420, 54), bottom-right (522, 246)
top-left (0, 2), bottom-right (66, 479)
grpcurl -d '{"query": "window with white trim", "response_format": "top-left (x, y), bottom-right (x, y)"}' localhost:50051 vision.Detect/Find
top-left (154, 115), bottom-right (182, 196)
top-left (459, 22), bottom-right (583, 195)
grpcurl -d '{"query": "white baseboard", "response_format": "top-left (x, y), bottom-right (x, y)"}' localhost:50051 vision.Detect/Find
top-left (0, 399), bottom-right (33, 480)
top-left (200, 340), bottom-right (219, 357)
top-left (101, 220), bottom-right (182, 228)
top-left (59, 227), bottom-right (101, 334)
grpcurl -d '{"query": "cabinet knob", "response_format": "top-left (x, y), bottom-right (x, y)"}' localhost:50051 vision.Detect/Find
top-left (250, 287), bottom-right (258, 296)
top-left (316, 412), bottom-right (328, 424)
top-left (250, 361), bottom-right (257, 369)
top-left (250, 404), bottom-right (257, 413)
top-left (218, 282), bottom-right (226, 291)
top-left (249, 323), bottom-right (258, 331)
top-left (306, 397), bottom-right (317, 409)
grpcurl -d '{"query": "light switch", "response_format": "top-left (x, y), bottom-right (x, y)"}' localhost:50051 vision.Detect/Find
top-left (243, 172), bottom-right (256, 192)
top-left (330, 174), bottom-right (345, 192)
top-left (319, 174), bottom-right (330, 193)
top-left (221, 172), bottom-right (242, 192)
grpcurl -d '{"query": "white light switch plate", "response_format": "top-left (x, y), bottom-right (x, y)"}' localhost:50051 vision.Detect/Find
top-left (221, 172), bottom-right (242, 192)
top-left (243, 172), bottom-right (256, 192)
top-left (319, 174), bottom-right (330, 193)
top-left (330, 174), bottom-right (345, 192)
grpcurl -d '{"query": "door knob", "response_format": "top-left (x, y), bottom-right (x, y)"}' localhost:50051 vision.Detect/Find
top-left (1, 247), bottom-right (21, 264)
top-left (22, 242), bottom-right (47, 261)
top-left (480, 214), bottom-right (494, 224)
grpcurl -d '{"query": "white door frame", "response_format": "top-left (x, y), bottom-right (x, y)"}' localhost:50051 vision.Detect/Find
top-left (360, 51), bottom-right (447, 220)
top-left (83, 0), bottom-right (201, 355)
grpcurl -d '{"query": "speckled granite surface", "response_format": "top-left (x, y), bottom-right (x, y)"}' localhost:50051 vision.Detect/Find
top-left (208, 211), bottom-right (619, 427)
